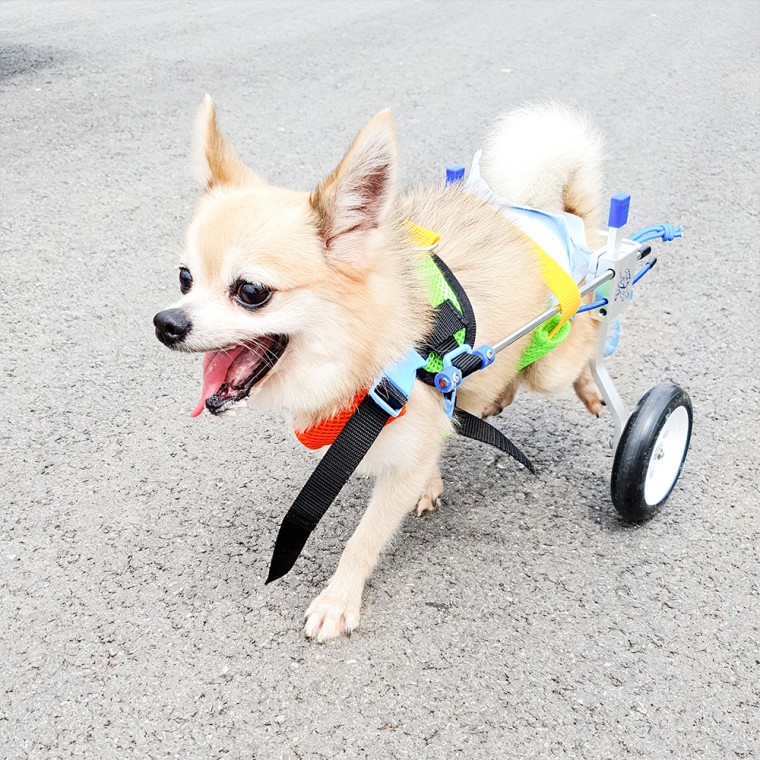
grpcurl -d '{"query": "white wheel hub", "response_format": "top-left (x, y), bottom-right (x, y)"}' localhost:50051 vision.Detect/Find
top-left (644, 405), bottom-right (690, 505)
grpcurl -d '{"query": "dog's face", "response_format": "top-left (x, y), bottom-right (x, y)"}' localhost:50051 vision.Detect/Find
top-left (154, 97), bottom-right (400, 422)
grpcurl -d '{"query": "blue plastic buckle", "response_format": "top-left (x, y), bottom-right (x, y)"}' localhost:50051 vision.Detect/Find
top-left (436, 344), bottom-right (472, 418)
top-left (434, 343), bottom-right (495, 392)
top-left (368, 350), bottom-right (427, 418)
top-left (433, 343), bottom-right (495, 418)
top-left (435, 344), bottom-right (472, 395)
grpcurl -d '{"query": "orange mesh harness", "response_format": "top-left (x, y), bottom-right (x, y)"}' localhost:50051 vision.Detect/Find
top-left (294, 390), bottom-right (406, 450)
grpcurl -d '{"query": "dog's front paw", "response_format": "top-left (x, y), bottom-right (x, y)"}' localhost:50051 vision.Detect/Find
top-left (304, 588), bottom-right (361, 642)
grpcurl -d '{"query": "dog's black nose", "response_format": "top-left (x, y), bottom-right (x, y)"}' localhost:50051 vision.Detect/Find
top-left (153, 308), bottom-right (192, 347)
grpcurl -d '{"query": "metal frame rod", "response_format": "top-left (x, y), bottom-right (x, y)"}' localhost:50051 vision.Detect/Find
top-left (492, 268), bottom-right (616, 355)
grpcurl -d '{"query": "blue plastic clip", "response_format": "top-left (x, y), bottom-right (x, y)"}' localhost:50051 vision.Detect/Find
top-left (474, 344), bottom-right (495, 368)
top-left (445, 165), bottom-right (465, 185)
top-left (435, 344), bottom-right (470, 417)
top-left (368, 350), bottom-right (426, 418)
top-left (434, 343), bottom-right (495, 417)
top-left (435, 344), bottom-right (471, 392)
top-left (608, 193), bottom-right (631, 229)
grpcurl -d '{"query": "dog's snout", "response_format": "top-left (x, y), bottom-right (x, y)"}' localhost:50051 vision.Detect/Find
top-left (153, 308), bottom-right (192, 347)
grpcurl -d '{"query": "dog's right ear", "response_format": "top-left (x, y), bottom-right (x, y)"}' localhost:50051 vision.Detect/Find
top-left (193, 95), bottom-right (266, 190)
top-left (310, 109), bottom-right (398, 266)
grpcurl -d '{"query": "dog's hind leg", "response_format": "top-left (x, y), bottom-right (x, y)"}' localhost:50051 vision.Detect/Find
top-left (573, 362), bottom-right (604, 416)
top-left (520, 308), bottom-right (599, 403)
top-left (481, 381), bottom-right (517, 419)
top-left (415, 466), bottom-right (444, 516)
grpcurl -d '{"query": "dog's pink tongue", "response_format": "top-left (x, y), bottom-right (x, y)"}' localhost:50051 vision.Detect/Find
top-left (190, 347), bottom-right (246, 418)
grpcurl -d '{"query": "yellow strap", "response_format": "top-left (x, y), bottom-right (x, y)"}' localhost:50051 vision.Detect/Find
top-left (405, 221), bottom-right (440, 248)
top-left (529, 240), bottom-right (581, 337)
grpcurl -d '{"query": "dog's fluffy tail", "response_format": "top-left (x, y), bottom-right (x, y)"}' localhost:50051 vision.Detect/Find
top-left (479, 102), bottom-right (604, 231)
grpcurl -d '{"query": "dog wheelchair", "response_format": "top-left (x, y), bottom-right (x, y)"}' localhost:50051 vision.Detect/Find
top-left (434, 176), bottom-right (692, 523)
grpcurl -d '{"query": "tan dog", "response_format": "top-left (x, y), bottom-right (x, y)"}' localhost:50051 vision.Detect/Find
top-left (154, 97), bottom-right (605, 641)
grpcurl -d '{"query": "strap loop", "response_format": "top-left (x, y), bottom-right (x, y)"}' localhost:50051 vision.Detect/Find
top-left (405, 222), bottom-right (441, 249)
top-left (529, 240), bottom-right (581, 336)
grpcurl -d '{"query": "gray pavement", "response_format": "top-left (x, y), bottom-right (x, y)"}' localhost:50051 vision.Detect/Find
top-left (1, 1), bottom-right (759, 757)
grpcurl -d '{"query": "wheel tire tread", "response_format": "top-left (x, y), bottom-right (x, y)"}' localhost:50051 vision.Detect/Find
top-left (611, 382), bottom-right (692, 522)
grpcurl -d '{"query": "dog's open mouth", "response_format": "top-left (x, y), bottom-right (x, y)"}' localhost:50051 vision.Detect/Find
top-left (190, 335), bottom-right (288, 418)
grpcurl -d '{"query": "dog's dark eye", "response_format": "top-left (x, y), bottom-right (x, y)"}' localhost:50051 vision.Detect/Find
top-left (179, 267), bottom-right (193, 294)
top-left (234, 281), bottom-right (272, 309)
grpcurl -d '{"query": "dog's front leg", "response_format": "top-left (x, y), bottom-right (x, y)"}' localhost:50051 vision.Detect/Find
top-left (303, 430), bottom-right (443, 642)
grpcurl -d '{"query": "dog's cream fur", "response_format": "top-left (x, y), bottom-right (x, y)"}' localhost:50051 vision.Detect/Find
top-left (164, 96), bottom-right (606, 641)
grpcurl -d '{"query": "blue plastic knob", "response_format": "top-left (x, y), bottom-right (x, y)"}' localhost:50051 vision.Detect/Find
top-left (608, 193), bottom-right (631, 229)
top-left (445, 165), bottom-right (465, 185)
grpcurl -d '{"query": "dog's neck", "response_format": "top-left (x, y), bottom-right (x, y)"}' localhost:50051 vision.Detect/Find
top-left (279, 222), bottom-right (434, 431)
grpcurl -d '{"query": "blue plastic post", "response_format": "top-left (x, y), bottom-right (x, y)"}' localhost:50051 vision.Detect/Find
top-left (608, 193), bottom-right (631, 229)
top-left (445, 165), bottom-right (465, 185)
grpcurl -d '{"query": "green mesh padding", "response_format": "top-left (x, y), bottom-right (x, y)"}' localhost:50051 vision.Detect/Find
top-left (419, 255), bottom-right (461, 309)
top-left (516, 315), bottom-right (571, 372)
top-left (425, 327), bottom-right (466, 373)
top-left (418, 255), bottom-right (465, 372)
top-left (418, 251), bottom-right (570, 378)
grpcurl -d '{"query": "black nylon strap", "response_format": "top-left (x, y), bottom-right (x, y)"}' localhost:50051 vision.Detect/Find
top-left (267, 401), bottom-right (533, 583)
top-left (432, 254), bottom-right (477, 348)
top-left (416, 254), bottom-right (478, 386)
top-left (454, 408), bottom-right (535, 474)
top-left (266, 249), bottom-right (533, 583)
top-left (424, 301), bottom-right (467, 356)
top-left (266, 395), bottom-right (392, 583)
top-left (451, 352), bottom-right (484, 378)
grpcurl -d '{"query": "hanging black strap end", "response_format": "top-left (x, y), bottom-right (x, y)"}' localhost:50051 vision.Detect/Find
top-left (266, 393), bottom-right (400, 583)
top-left (522, 455), bottom-right (537, 475)
top-left (453, 408), bottom-right (536, 474)
top-left (266, 515), bottom-right (313, 584)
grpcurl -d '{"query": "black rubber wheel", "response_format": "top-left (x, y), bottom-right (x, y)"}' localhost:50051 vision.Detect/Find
top-left (611, 382), bottom-right (693, 522)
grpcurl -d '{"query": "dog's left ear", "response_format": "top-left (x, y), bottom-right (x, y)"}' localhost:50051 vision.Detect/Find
top-left (194, 94), bottom-right (266, 190)
top-left (310, 109), bottom-right (397, 264)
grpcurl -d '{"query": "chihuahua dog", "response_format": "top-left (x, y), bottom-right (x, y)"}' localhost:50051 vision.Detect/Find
top-left (154, 97), bottom-right (605, 641)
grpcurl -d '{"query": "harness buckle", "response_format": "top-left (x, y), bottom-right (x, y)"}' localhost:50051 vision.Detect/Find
top-left (435, 344), bottom-right (472, 393)
top-left (434, 344), bottom-right (471, 418)
top-left (434, 343), bottom-right (496, 418)
top-left (368, 350), bottom-right (427, 418)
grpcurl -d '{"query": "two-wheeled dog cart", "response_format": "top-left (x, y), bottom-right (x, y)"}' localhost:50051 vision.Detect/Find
top-left (433, 191), bottom-right (692, 522)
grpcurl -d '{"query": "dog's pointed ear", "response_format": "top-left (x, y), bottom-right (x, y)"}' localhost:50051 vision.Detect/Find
top-left (193, 94), bottom-right (266, 190)
top-left (310, 109), bottom-right (397, 263)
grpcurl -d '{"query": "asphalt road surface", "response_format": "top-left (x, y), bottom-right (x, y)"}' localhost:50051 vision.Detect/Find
top-left (2, 1), bottom-right (758, 758)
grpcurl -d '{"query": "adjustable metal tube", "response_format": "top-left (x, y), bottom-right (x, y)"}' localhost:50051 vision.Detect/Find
top-left (492, 268), bottom-right (616, 355)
